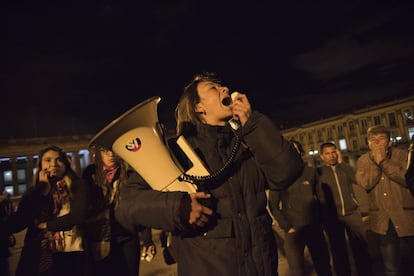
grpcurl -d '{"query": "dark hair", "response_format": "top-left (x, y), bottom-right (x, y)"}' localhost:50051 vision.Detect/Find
top-left (33, 145), bottom-right (78, 185)
top-left (367, 125), bottom-right (390, 140)
top-left (175, 72), bottom-right (222, 136)
top-left (319, 142), bottom-right (336, 153)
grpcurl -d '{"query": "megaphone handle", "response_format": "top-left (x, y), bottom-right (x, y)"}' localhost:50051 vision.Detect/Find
top-left (195, 185), bottom-right (216, 211)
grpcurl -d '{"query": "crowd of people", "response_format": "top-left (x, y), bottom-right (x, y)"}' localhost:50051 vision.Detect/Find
top-left (1, 72), bottom-right (414, 276)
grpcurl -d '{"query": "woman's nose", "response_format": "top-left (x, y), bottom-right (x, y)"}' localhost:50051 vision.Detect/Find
top-left (221, 86), bottom-right (229, 95)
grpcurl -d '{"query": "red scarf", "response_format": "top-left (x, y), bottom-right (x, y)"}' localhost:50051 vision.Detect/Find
top-left (52, 179), bottom-right (69, 216)
top-left (103, 165), bottom-right (119, 183)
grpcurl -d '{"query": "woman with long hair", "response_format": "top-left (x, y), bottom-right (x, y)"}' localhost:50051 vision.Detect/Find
top-left (2, 145), bottom-right (89, 276)
top-left (112, 72), bottom-right (304, 276)
top-left (82, 147), bottom-right (155, 276)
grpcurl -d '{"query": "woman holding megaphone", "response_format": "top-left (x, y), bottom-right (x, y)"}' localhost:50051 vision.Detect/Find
top-left (109, 72), bottom-right (304, 276)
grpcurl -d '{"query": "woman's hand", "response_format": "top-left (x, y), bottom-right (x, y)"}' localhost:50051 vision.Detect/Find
top-left (336, 149), bottom-right (343, 164)
top-left (39, 169), bottom-right (51, 195)
top-left (231, 92), bottom-right (251, 127)
top-left (38, 222), bottom-right (47, 230)
top-left (188, 192), bottom-right (213, 227)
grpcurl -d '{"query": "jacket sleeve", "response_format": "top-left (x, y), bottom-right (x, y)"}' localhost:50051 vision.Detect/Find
top-left (238, 111), bottom-right (304, 190)
top-left (47, 178), bottom-right (90, 231)
top-left (268, 190), bottom-right (291, 231)
top-left (114, 171), bottom-right (191, 234)
top-left (380, 149), bottom-right (408, 187)
top-left (1, 187), bottom-right (46, 235)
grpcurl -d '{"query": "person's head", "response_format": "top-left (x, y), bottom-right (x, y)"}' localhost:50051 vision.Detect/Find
top-left (290, 139), bottom-right (304, 156)
top-left (367, 125), bottom-right (392, 151)
top-left (91, 146), bottom-right (128, 187)
top-left (96, 147), bottom-right (120, 168)
top-left (319, 142), bottom-right (338, 166)
top-left (175, 72), bottom-right (233, 136)
top-left (34, 145), bottom-right (76, 184)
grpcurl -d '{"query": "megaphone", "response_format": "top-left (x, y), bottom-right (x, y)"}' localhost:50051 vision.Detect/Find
top-left (89, 96), bottom-right (209, 193)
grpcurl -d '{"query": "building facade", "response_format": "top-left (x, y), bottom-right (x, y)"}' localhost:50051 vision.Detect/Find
top-left (281, 95), bottom-right (414, 167)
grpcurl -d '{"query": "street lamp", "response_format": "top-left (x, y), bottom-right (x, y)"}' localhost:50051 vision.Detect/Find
top-left (309, 149), bottom-right (319, 167)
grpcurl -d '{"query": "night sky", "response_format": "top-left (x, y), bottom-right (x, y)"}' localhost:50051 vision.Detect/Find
top-left (2, 1), bottom-right (414, 139)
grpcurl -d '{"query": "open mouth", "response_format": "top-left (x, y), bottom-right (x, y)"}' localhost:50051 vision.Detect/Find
top-left (222, 97), bottom-right (231, 106)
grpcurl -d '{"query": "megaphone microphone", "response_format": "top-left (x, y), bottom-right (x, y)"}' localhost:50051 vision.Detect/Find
top-left (229, 92), bottom-right (241, 130)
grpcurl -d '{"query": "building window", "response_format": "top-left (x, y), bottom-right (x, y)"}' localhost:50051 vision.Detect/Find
top-left (308, 133), bottom-right (313, 143)
top-left (373, 115), bottom-right (381, 125)
top-left (317, 130), bottom-right (322, 140)
top-left (79, 150), bottom-right (91, 171)
top-left (352, 140), bottom-right (358, 151)
top-left (17, 169), bottom-right (27, 194)
top-left (348, 121), bottom-right (355, 135)
top-left (327, 127), bottom-right (333, 138)
top-left (360, 119), bottom-right (368, 133)
top-left (339, 139), bottom-right (347, 150)
top-left (408, 127), bottom-right (414, 141)
top-left (403, 108), bottom-right (414, 124)
top-left (388, 112), bottom-right (397, 127)
top-left (337, 125), bottom-right (344, 136)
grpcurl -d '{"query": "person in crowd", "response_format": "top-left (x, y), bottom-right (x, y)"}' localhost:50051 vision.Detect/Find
top-left (82, 147), bottom-right (155, 276)
top-left (318, 142), bottom-right (373, 276)
top-left (0, 189), bottom-right (14, 276)
top-left (0, 145), bottom-right (89, 276)
top-left (102, 72), bottom-right (304, 276)
top-left (356, 126), bottom-right (414, 275)
top-left (268, 140), bottom-right (332, 276)
top-left (406, 137), bottom-right (414, 196)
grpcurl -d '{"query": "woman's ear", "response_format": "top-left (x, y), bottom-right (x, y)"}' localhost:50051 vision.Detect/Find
top-left (195, 103), bottom-right (205, 115)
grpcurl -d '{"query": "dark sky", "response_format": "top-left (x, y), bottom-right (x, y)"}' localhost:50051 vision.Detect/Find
top-left (2, 1), bottom-right (414, 139)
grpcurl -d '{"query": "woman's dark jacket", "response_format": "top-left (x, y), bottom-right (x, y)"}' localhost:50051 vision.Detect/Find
top-left (115, 111), bottom-right (304, 276)
top-left (0, 177), bottom-right (88, 276)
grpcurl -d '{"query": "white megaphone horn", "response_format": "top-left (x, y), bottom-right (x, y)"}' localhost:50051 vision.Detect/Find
top-left (89, 96), bottom-right (209, 193)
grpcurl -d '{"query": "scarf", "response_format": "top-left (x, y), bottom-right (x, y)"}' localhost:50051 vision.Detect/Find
top-left (103, 165), bottom-right (119, 183)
